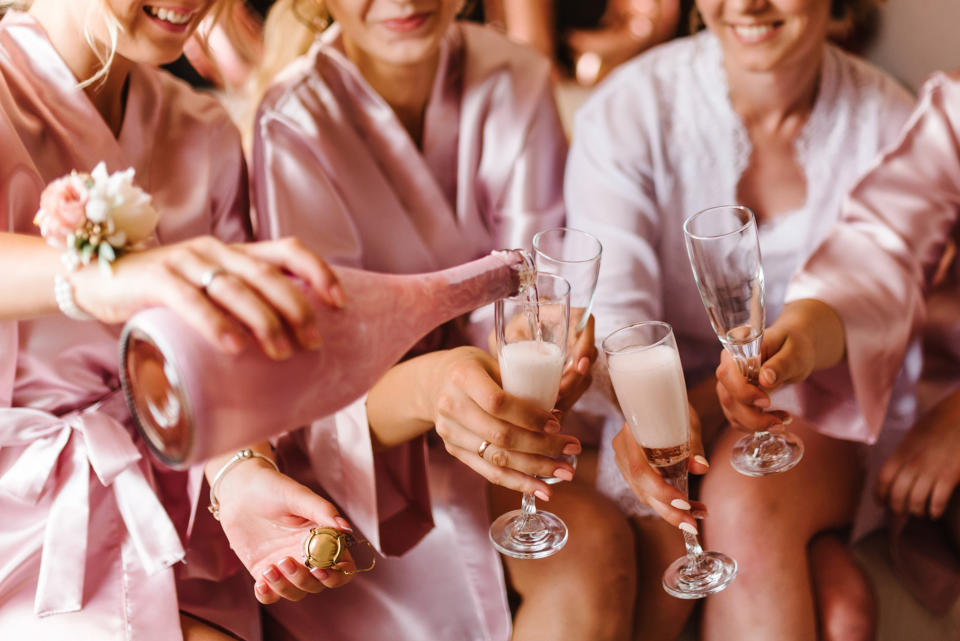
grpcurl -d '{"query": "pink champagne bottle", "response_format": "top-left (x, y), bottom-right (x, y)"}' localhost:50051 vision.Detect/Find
top-left (120, 250), bottom-right (534, 468)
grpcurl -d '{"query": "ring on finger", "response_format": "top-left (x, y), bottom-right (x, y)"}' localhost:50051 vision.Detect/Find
top-left (200, 266), bottom-right (227, 293)
top-left (477, 440), bottom-right (491, 460)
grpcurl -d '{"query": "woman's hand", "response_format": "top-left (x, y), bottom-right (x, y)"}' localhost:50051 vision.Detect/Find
top-left (715, 299), bottom-right (844, 432)
top-left (877, 389), bottom-right (960, 519)
top-left (430, 347), bottom-right (581, 499)
top-left (213, 459), bottom-right (356, 604)
top-left (611, 407), bottom-right (709, 531)
top-left (556, 313), bottom-right (598, 416)
top-left (71, 235), bottom-right (343, 359)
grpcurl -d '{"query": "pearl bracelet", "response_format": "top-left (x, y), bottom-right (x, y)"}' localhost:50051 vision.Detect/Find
top-left (53, 273), bottom-right (94, 321)
top-left (207, 449), bottom-right (279, 521)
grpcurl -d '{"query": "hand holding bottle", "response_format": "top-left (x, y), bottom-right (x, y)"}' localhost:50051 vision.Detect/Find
top-left (71, 235), bottom-right (343, 358)
top-left (210, 454), bottom-right (356, 604)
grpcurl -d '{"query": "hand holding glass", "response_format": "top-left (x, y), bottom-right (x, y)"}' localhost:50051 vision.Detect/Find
top-left (603, 321), bottom-right (737, 598)
top-left (682, 205), bottom-right (804, 477)
top-left (489, 273), bottom-right (571, 559)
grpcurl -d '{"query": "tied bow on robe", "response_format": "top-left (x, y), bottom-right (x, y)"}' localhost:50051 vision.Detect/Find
top-left (0, 391), bottom-right (184, 616)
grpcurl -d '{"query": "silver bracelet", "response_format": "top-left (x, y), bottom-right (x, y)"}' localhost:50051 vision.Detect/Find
top-left (53, 273), bottom-right (94, 321)
top-left (207, 449), bottom-right (279, 521)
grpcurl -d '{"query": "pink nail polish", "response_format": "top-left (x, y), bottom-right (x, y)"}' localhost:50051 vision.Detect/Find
top-left (330, 284), bottom-right (346, 308)
top-left (562, 441), bottom-right (581, 456)
top-left (335, 516), bottom-right (353, 532)
top-left (553, 468), bottom-right (574, 482)
top-left (264, 567), bottom-right (281, 582)
top-left (310, 568), bottom-right (329, 581)
top-left (544, 419), bottom-right (562, 434)
top-left (534, 489), bottom-right (550, 501)
top-left (279, 558), bottom-right (297, 574)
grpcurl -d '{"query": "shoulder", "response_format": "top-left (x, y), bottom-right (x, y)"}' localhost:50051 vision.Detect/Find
top-left (825, 45), bottom-right (915, 121)
top-left (458, 21), bottom-right (551, 83)
top-left (574, 34), bottom-right (708, 138)
top-left (140, 65), bottom-right (242, 148)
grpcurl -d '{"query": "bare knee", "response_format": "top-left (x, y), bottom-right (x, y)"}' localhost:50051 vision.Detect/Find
top-left (810, 534), bottom-right (877, 641)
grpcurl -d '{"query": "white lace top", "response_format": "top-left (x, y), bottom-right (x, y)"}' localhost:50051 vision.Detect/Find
top-left (566, 31), bottom-right (917, 519)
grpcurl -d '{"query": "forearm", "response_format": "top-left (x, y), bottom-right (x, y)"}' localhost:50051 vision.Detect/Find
top-left (365, 350), bottom-right (454, 450)
top-left (0, 232), bottom-right (65, 320)
top-left (777, 298), bottom-right (846, 371)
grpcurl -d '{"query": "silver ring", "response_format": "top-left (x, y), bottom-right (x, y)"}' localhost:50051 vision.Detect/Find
top-left (478, 440), bottom-right (491, 460)
top-left (200, 266), bottom-right (226, 292)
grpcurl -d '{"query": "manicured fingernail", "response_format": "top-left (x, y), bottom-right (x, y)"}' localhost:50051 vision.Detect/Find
top-left (534, 489), bottom-right (551, 501)
top-left (553, 468), bottom-right (574, 482)
top-left (577, 357), bottom-right (590, 373)
top-left (264, 567), bottom-right (281, 582)
top-left (272, 336), bottom-right (293, 359)
top-left (671, 498), bottom-right (691, 510)
top-left (562, 442), bottom-right (581, 455)
top-left (692, 508), bottom-right (708, 519)
top-left (279, 558), bottom-right (297, 574)
top-left (781, 414), bottom-right (793, 425)
top-left (544, 419), bottom-right (561, 434)
top-left (760, 368), bottom-right (777, 386)
top-left (221, 332), bottom-right (245, 353)
top-left (310, 567), bottom-right (329, 581)
top-left (693, 455), bottom-right (710, 468)
top-left (679, 522), bottom-right (698, 535)
top-left (255, 582), bottom-right (267, 594)
top-left (330, 284), bottom-right (346, 308)
top-left (753, 397), bottom-right (770, 408)
top-left (335, 517), bottom-right (353, 532)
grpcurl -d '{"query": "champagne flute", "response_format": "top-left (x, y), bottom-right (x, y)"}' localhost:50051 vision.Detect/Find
top-left (489, 273), bottom-right (571, 559)
top-left (532, 227), bottom-right (602, 482)
top-left (603, 321), bottom-right (738, 598)
top-left (682, 205), bottom-right (804, 476)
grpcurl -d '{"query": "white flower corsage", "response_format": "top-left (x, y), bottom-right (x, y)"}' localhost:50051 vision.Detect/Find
top-left (34, 162), bottom-right (159, 273)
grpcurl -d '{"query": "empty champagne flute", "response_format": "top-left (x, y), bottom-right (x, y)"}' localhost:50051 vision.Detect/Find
top-left (603, 321), bottom-right (737, 598)
top-left (532, 227), bottom-right (602, 482)
top-left (682, 205), bottom-right (804, 476)
top-left (489, 273), bottom-right (571, 559)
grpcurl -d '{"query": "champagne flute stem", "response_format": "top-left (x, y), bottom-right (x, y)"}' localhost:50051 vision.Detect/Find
top-left (663, 469), bottom-right (703, 560)
top-left (751, 430), bottom-right (772, 457)
top-left (513, 492), bottom-right (538, 534)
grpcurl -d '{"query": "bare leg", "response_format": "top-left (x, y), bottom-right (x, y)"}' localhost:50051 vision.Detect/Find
top-left (180, 612), bottom-right (241, 641)
top-left (809, 532), bottom-right (876, 641)
top-left (630, 514), bottom-right (696, 641)
top-left (490, 450), bottom-right (636, 641)
top-left (700, 423), bottom-right (863, 641)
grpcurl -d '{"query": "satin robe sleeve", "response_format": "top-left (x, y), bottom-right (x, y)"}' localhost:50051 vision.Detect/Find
top-left (564, 87), bottom-right (663, 342)
top-left (209, 116), bottom-right (253, 244)
top-left (252, 102), bottom-right (433, 556)
top-left (785, 71), bottom-right (960, 441)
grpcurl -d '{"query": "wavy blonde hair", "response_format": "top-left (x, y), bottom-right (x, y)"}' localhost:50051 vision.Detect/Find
top-left (0, 0), bottom-right (237, 87)
top-left (251, 0), bottom-right (329, 105)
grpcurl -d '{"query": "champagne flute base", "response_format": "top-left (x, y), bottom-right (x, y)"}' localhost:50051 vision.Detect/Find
top-left (662, 551), bottom-right (738, 599)
top-left (730, 430), bottom-right (804, 477)
top-left (489, 510), bottom-right (568, 559)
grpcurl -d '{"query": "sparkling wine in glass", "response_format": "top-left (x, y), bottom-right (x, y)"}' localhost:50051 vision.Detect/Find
top-left (489, 273), bottom-right (571, 559)
top-left (603, 321), bottom-right (737, 598)
top-left (532, 227), bottom-right (602, 482)
top-left (683, 205), bottom-right (804, 477)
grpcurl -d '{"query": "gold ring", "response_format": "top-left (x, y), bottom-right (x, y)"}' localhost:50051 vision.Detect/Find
top-left (478, 440), bottom-right (491, 460)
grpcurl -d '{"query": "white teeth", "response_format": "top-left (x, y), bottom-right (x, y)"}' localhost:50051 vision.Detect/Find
top-left (146, 6), bottom-right (192, 25)
top-left (733, 24), bottom-right (774, 40)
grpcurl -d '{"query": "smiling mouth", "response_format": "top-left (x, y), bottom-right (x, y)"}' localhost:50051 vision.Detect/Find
top-left (382, 11), bottom-right (434, 33)
top-left (144, 5), bottom-right (194, 26)
top-left (730, 21), bottom-right (783, 43)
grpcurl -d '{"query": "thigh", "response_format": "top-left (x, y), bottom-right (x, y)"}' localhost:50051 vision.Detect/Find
top-left (180, 613), bottom-right (242, 641)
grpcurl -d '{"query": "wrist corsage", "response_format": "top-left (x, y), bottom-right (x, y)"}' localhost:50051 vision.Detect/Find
top-left (34, 162), bottom-right (159, 273)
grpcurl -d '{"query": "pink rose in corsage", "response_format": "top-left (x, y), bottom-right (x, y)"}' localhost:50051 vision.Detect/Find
top-left (34, 162), bottom-right (159, 272)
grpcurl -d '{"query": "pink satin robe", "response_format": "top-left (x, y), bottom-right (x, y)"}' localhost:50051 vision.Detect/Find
top-left (252, 22), bottom-right (566, 641)
top-left (0, 12), bottom-right (260, 640)
top-left (786, 69), bottom-right (960, 613)
top-left (565, 32), bottom-right (916, 522)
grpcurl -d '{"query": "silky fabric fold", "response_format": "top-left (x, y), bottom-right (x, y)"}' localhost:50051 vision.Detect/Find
top-left (564, 32), bottom-right (917, 522)
top-left (0, 12), bottom-right (259, 640)
top-left (786, 69), bottom-right (960, 613)
top-left (253, 21), bottom-right (565, 641)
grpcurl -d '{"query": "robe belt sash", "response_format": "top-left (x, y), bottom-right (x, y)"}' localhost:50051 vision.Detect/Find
top-left (0, 390), bottom-right (185, 615)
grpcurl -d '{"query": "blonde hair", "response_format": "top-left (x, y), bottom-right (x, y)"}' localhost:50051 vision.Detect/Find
top-left (1, 0), bottom-right (237, 87)
top-left (251, 0), bottom-right (328, 105)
